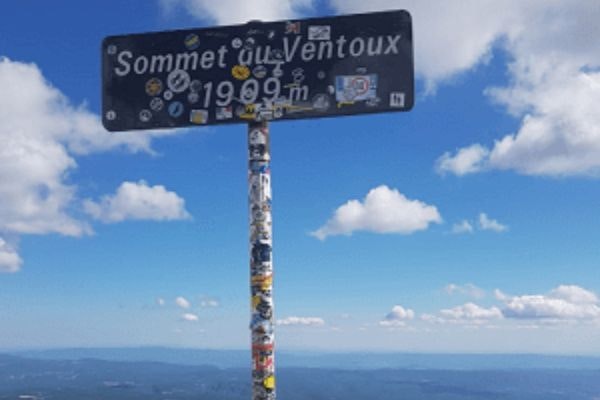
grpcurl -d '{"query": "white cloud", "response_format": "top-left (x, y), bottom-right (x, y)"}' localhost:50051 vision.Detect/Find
top-left (451, 220), bottom-right (474, 234)
top-left (500, 285), bottom-right (600, 320)
top-left (160, 0), bottom-right (313, 25)
top-left (380, 305), bottom-right (415, 327)
top-left (423, 302), bottom-right (503, 325)
top-left (175, 296), bottom-right (191, 309)
top-left (440, 303), bottom-right (503, 321)
top-left (311, 185), bottom-right (441, 240)
top-left (276, 316), bottom-right (325, 326)
top-left (444, 283), bottom-right (485, 299)
top-left (436, 144), bottom-right (489, 176)
top-left (84, 181), bottom-right (191, 223)
top-left (478, 213), bottom-right (508, 232)
top-left (182, 313), bottom-right (199, 322)
top-left (0, 57), bottom-right (185, 270)
top-left (199, 296), bottom-right (220, 308)
top-left (0, 238), bottom-right (22, 273)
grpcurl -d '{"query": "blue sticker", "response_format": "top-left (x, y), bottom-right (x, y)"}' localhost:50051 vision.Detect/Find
top-left (168, 101), bottom-right (185, 118)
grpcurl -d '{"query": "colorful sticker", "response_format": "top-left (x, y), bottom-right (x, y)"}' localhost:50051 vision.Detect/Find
top-left (168, 101), bottom-right (184, 118)
top-left (145, 78), bottom-right (163, 97)
top-left (308, 25), bottom-right (331, 40)
top-left (190, 109), bottom-right (209, 124)
top-left (184, 33), bottom-right (200, 50)
top-left (232, 64), bottom-right (251, 80)
top-left (335, 74), bottom-right (378, 102)
top-left (216, 106), bottom-right (233, 120)
top-left (285, 21), bottom-right (301, 34)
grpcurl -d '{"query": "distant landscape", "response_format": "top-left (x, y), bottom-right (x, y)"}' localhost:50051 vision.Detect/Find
top-left (1, 349), bottom-right (600, 399)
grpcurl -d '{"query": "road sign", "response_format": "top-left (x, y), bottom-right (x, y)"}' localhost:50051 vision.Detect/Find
top-left (102, 10), bottom-right (413, 131)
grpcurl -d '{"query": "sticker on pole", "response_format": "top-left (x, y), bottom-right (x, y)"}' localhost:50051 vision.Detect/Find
top-left (101, 9), bottom-right (414, 131)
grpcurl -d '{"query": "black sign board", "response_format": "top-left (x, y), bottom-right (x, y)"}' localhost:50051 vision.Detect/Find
top-left (102, 10), bottom-right (413, 131)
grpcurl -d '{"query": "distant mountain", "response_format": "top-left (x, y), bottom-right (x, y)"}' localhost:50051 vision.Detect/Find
top-left (1, 353), bottom-right (600, 400)
top-left (12, 347), bottom-right (600, 370)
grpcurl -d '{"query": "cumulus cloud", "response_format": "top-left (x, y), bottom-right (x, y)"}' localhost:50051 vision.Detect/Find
top-left (499, 285), bottom-right (600, 320)
top-left (160, 0), bottom-right (313, 25)
top-left (0, 238), bottom-right (22, 273)
top-left (276, 316), bottom-right (325, 326)
top-left (451, 220), bottom-right (474, 234)
top-left (0, 57), bottom-right (185, 270)
top-left (327, 1), bottom-right (600, 177)
top-left (380, 305), bottom-right (415, 327)
top-left (182, 313), bottom-right (199, 322)
top-left (445, 283), bottom-right (485, 299)
top-left (83, 181), bottom-right (191, 223)
top-left (478, 213), bottom-right (508, 232)
top-left (175, 296), bottom-right (191, 309)
top-left (311, 185), bottom-right (441, 240)
top-left (423, 302), bottom-right (503, 325)
top-left (436, 144), bottom-right (489, 176)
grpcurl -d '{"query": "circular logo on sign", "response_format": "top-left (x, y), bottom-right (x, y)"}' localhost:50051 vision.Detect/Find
top-left (139, 109), bottom-right (152, 122)
top-left (168, 101), bottom-right (185, 118)
top-left (105, 110), bottom-right (116, 121)
top-left (167, 69), bottom-right (191, 93)
top-left (187, 92), bottom-right (199, 104)
top-left (232, 64), bottom-right (251, 80)
top-left (253, 65), bottom-right (267, 79)
top-left (189, 80), bottom-right (202, 93)
top-left (232, 37), bottom-right (243, 49)
top-left (163, 90), bottom-right (173, 100)
top-left (145, 78), bottom-right (163, 97)
top-left (184, 33), bottom-right (200, 50)
top-left (149, 97), bottom-right (164, 112)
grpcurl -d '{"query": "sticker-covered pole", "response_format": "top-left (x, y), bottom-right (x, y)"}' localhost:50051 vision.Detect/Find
top-left (248, 120), bottom-right (275, 400)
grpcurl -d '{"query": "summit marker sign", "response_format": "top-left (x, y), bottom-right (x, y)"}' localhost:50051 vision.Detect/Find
top-left (102, 10), bottom-right (413, 131)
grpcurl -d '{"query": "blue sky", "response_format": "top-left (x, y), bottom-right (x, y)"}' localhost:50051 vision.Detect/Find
top-left (1, 0), bottom-right (599, 354)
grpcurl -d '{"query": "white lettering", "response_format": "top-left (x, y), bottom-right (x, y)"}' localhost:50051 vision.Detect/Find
top-left (283, 36), bottom-right (302, 62)
top-left (174, 52), bottom-right (197, 71)
top-left (336, 35), bottom-right (347, 58)
top-left (150, 54), bottom-right (174, 73)
top-left (317, 41), bottom-right (333, 60)
top-left (349, 37), bottom-right (365, 57)
top-left (301, 42), bottom-right (317, 62)
top-left (367, 37), bottom-right (383, 56)
top-left (384, 35), bottom-right (401, 54)
top-left (200, 50), bottom-right (215, 69)
top-left (114, 51), bottom-right (132, 77)
top-left (217, 45), bottom-right (228, 68)
top-left (238, 48), bottom-right (252, 65)
top-left (133, 56), bottom-right (149, 75)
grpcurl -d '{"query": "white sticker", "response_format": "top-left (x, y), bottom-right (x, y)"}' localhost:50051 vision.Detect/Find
top-left (389, 92), bottom-right (405, 108)
top-left (308, 26), bottom-right (331, 41)
top-left (167, 69), bottom-right (191, 93)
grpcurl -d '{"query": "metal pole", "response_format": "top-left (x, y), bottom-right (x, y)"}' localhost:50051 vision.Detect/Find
top-left (248, 120), bottom-right (275, 400)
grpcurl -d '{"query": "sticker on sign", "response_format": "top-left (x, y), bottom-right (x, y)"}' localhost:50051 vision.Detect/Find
top-left (102, 10), bottom-right (413, 131)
